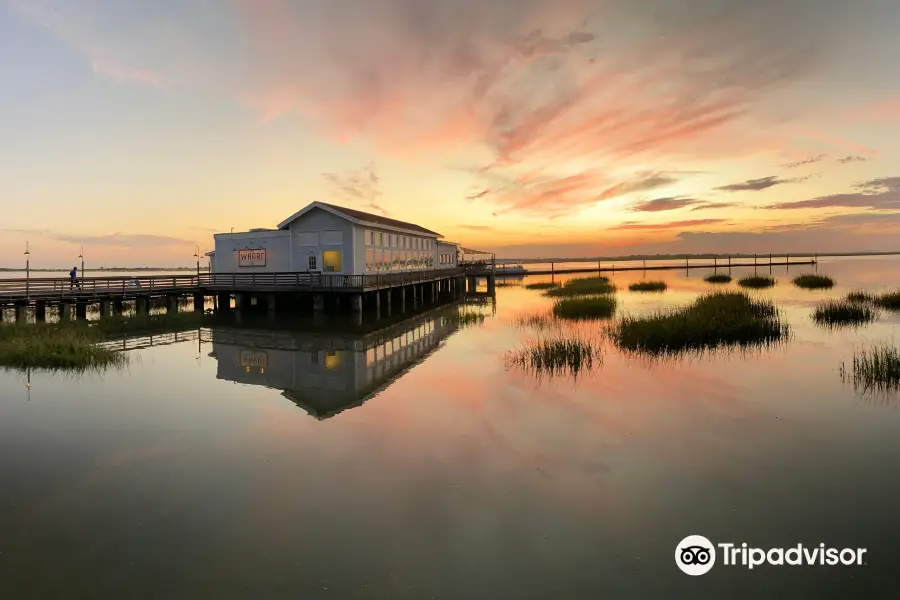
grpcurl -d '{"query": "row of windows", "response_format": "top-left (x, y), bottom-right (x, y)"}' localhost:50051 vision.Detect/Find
top-left (365, 230), bottom-right (432, 250)
top-left (439, 253), bottom-right (456, 265)
top-left (365, 249), bottom-right (434, 271)
top-left (365, 321), bottom-right (435, 367)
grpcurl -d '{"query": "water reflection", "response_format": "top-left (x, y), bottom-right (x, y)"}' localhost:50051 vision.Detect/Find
top-left (209, 302), bottom-right (484, 419)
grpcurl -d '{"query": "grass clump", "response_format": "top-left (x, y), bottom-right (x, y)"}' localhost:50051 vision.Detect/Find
top-left (629, 280), bottom-right (667, 292)
top-left (704, 274), bottom-right (732, 284)
top-left (611, 291), bottom-right (788, 355)
top-left (812, 300), bottom-right (877, 328)
top-left (841, 342), bottom-right (900, 394)
top-left (737, 275), bottom-right (776, 289)
top-left (525, 282), bottom-right (559, 290)
top-left (505, 336), bottom-right (601, 378)
top-left (552, 296), bottom-right (617, 320)
top-left (874, 291), bottom-right (900, 311)
top-left (451, 310), bottom-right (486, 328)
top-left (793, 274), bottom-right (834, 289)
top-left (514, 312), bottom-right (559, 331)
top-left (847, 290), bottom-right (875, 304)
top-left (545, 276), bottom-right (617, 297)
top-left (0, 323), bottom-right (126, 370)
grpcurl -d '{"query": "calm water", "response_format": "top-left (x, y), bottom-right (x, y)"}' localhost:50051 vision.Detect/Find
top-left (3, 256), bottom-right (900, 599)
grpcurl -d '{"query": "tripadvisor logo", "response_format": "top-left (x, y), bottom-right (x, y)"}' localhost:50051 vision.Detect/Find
top-left (675, 535), bottom-right (867, 576)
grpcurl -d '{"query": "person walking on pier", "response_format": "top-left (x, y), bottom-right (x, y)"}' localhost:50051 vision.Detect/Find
top-left (69, 266), bottom-right (79, 291)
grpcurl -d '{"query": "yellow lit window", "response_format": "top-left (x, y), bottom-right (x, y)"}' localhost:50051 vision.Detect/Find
top-left (323, 250), bottom-right (342, 273)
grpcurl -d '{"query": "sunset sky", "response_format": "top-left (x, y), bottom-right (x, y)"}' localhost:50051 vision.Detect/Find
top-left (2, 0), bottom-right (900, 267)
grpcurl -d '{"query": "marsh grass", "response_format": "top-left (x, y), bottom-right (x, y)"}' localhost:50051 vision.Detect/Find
top-left (0, 311), bottom-right (210, 370)
top-left (793, 274), bottom-right (835, 289)
top-left (812, 300), bottom-right (877, 328)
top-left (628, 281), bottom-right (667, 292)
top-left (495, 281), bottom-right (518, 288)
top-left (505, 335), bottom-right (601, 378)
top-left (847, 290), bottom-right (875, 304)
top-left (545, 276), bottom-right (616, 297)
top-left (552, 296), bottom-right (617, 320)
top-left (737, 275), bottom-right (776, 289)
top-left (0, 323), bottom-right (125, 370)
top-left (525, 282), bottom-right (559, 290)
top-left (514, 312), bottom-right (560, 331)
top-left (611, 291), bottom-right (788, 355)
top-left (704, 274), bottom-right (732, 284)
top-left (874, 291), bottom-right (900, 311)
top-left (841, 342), bottom-right (900, 395)
top-left (451, 310), bottom-right (487, 328)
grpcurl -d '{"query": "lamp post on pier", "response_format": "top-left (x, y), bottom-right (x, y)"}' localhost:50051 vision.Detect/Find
top-left (79, 246), bottom-right (84, 277)
top-left (25, 242), bottom-right (30, 298)
top-left (194, 245), bottom-right (200, 278)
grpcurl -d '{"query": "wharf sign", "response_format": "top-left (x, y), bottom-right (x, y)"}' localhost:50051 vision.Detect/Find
top-left (238, 249), bottom-right (266, 267)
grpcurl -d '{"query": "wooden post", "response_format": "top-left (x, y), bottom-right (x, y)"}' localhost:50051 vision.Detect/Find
top-left (728, 255), bottom-right (731, 267)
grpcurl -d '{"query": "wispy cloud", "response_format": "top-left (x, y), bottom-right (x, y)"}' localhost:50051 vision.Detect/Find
top-left (631, 197), bottom-right (703, 212)
top-left (715, 175), bottom-right (807, 192)
top-left (322, 163), bottom-right (386, 215)
top-left (457, 225), bottom-right (493, 231)
top-left (477, 170), bottom-right (680, 218)
top-left (781, 153), bottom-right (827, 169)
top-left (838, 155), bottom-right (869, 164)
top-left (608, 219), bottom-right (727, 231)
top-left (0, 228), bottom-right (194, 248)
top-left (690, 201), bottom-right (739, 212)
top-left (767, 175), bottom-right (900, 210)
top-left (5, 0), bottom-right (887, 222)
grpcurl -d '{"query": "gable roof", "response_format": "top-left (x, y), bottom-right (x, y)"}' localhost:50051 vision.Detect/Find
top-left (277, 201), bottom-right (441, 237)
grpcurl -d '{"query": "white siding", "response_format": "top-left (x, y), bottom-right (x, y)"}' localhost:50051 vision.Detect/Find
top-left (321, 230), bottom-right (343, 245)
top-left (288, 207), bottom-right (356, 274)
top-left (213, 231), bottom-right (291, 273)
top-left (295, 232), bottom-right (318, 246)
top-left (437, 242), bottom-right (458, 269)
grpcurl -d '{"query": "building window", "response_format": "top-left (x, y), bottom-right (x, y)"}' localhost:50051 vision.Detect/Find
top-left (377, 232), bottom-right (383, 247)
top-left (365, 230), bottom-right (373, 246)
top-left (366, 249), bottom-right (375, 272)
top-left (325, 351), bottom-right (342, 371)
top-left (308, 255), bottom-right (317, 270)
top-left (323, 250), bottom-right (342, 273)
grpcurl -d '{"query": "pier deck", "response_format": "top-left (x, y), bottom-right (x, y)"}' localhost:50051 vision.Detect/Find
top-left (0, 268), bottom-right (466, 308)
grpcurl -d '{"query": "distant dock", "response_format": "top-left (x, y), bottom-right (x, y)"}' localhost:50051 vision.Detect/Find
top-left (472, 254), bottom-right (819, 277)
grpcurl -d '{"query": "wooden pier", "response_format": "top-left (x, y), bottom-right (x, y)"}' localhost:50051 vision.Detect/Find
top-left (468, 254), bottom-right (818, 277)
top-left (0, 268), bottom-right (468, 322)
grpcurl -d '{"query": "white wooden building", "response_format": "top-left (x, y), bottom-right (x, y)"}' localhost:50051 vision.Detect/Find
top-left (212, 202), bottom-right (458, 276)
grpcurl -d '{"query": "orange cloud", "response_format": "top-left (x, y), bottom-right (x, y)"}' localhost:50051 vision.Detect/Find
top-left (228, 0), bottom-right (866, 216)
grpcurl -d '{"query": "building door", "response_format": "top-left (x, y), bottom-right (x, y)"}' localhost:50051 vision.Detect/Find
top-left (308, 254), bottom-right (318, 271)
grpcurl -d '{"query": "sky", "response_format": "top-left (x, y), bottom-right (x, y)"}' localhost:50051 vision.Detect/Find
top-left (1, 0), bottom-right (900, 267)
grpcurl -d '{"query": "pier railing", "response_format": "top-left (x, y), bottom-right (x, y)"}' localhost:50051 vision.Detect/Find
top-left (0, 268), bottom-right (466, 302)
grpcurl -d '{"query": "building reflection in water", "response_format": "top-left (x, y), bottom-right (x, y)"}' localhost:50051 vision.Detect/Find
top-left (209, 301), bottom-right (486, 419)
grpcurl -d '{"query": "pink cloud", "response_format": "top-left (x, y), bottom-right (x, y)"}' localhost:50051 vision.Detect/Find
top-left (91, 58), bottom-right (164, 87)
